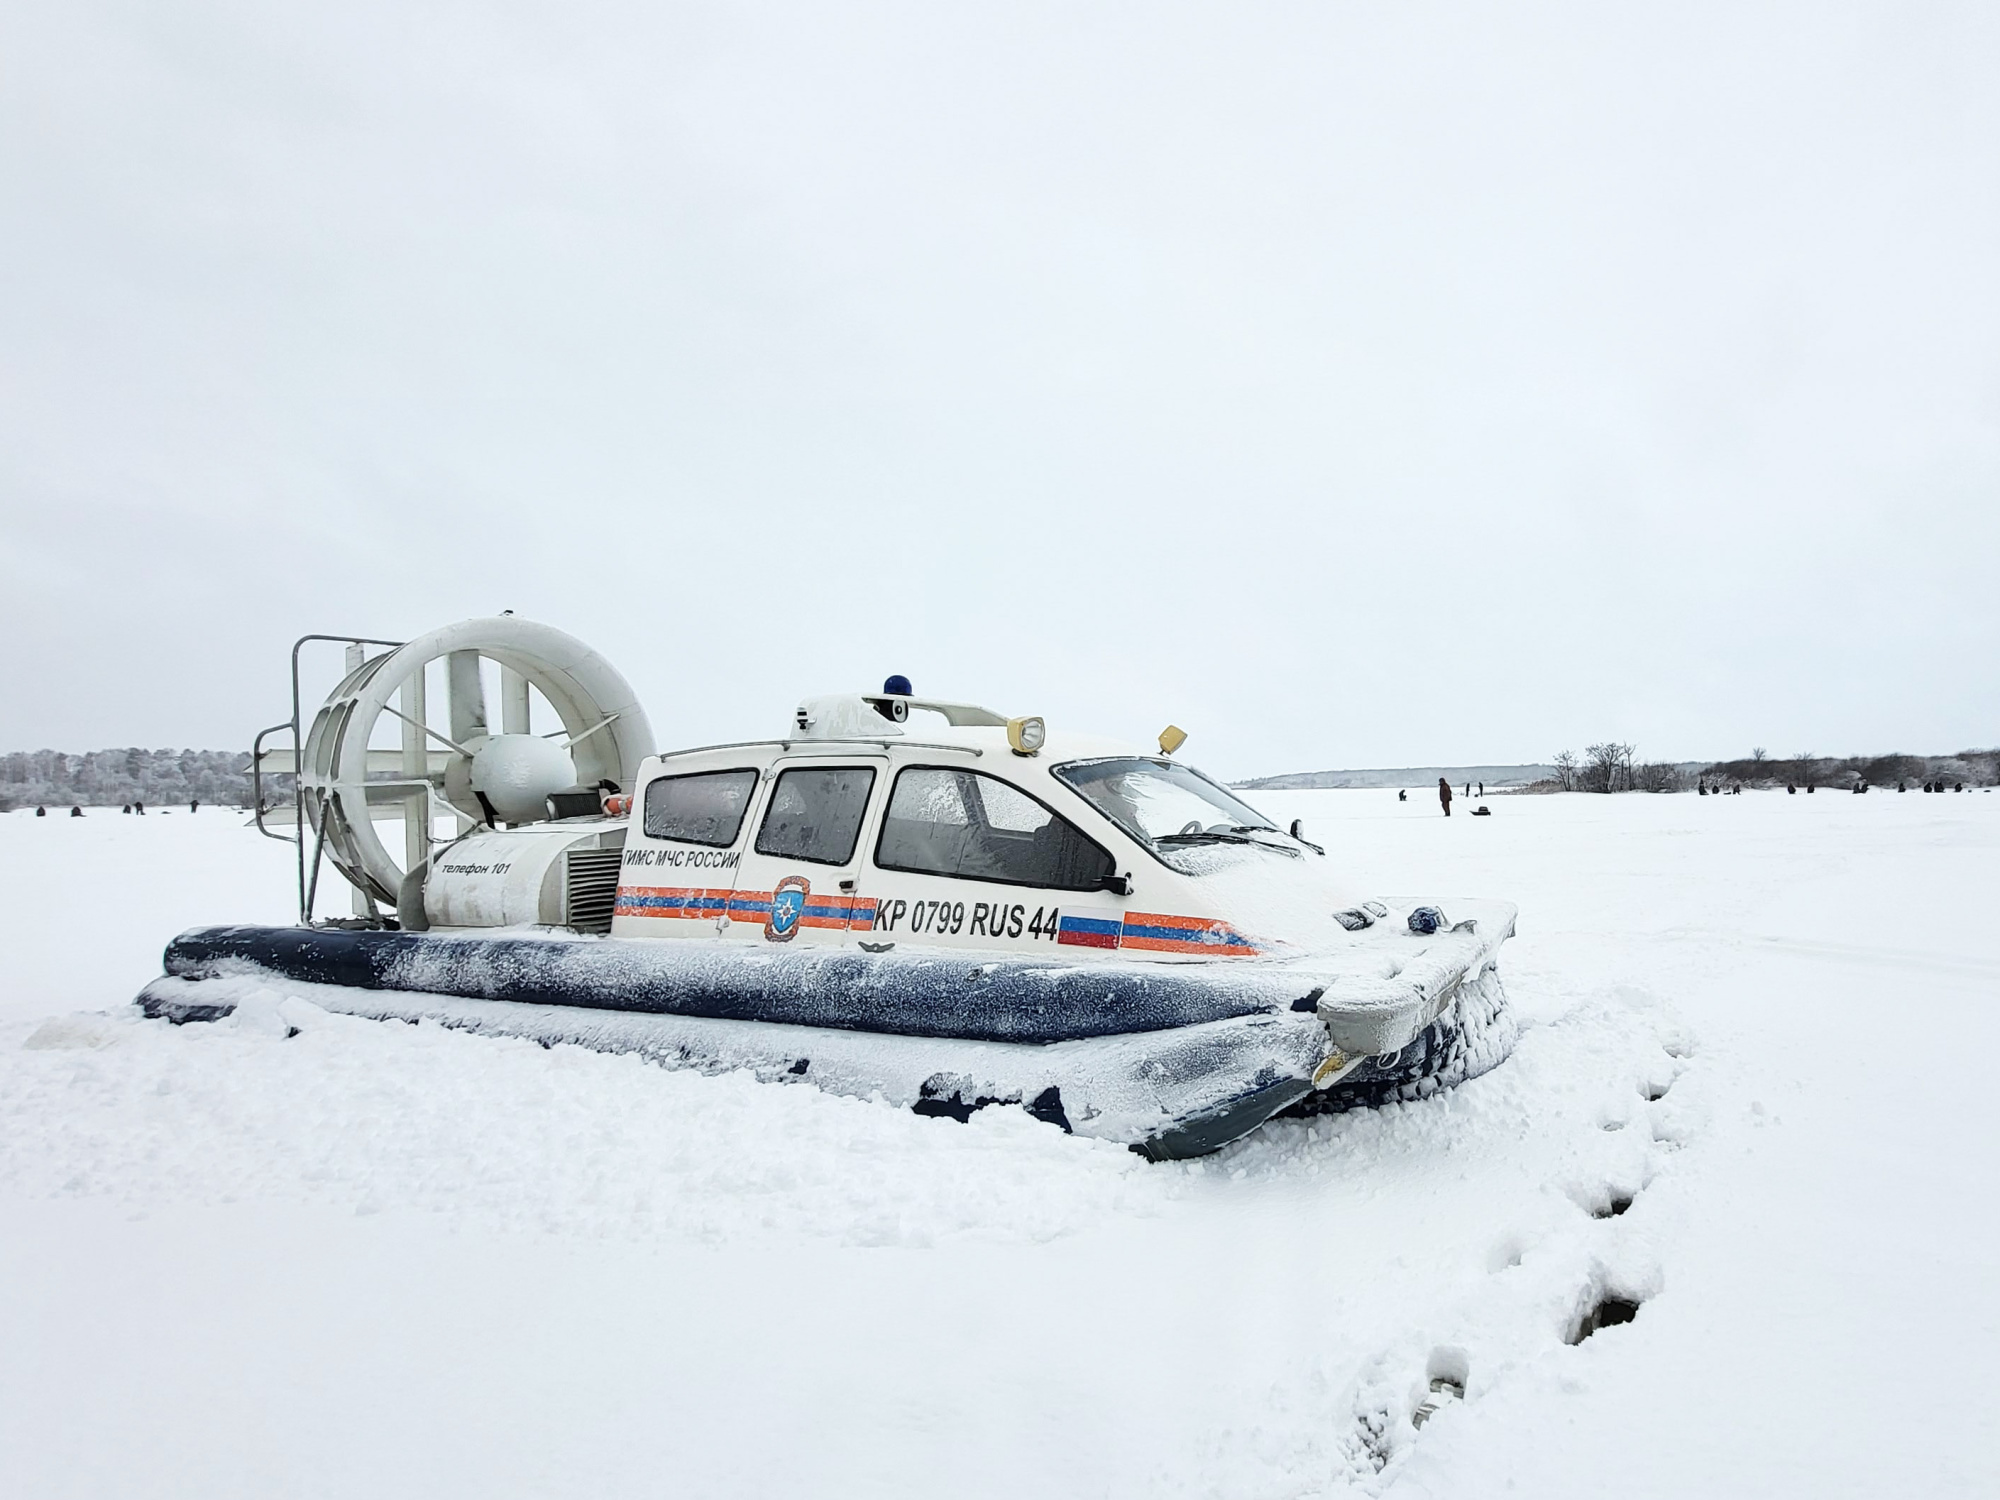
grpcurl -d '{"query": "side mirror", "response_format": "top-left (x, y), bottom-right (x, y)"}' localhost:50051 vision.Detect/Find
top-left (1098, 873), bottom-right (1133, 896)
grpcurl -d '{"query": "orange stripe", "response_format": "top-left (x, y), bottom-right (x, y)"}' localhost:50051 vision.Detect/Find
top-left (1120, 934), bottom-right (1261, 955)
top-left (1123, 910), bottom-right (1218, 933)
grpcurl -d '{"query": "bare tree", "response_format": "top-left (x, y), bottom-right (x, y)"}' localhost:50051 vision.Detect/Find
top-left (1750, 747), bottom-right (1767, 762)
top-left (1552, 750), bottom-right (1577, 792)
top-left (1636, 761), bottom-right (1689, 792)
top-left (1582, 742), bottom-right (1636, 793)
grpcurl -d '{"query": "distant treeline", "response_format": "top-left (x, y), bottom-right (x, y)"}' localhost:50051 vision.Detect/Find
top-left (0, 749), bottom-right (292, 811)
top-left (1538, 744), bottom-right (1999, 794)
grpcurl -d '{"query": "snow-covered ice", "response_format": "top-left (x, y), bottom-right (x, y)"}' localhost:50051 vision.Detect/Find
top-left (1, 792), bottom-right (1996, 1497)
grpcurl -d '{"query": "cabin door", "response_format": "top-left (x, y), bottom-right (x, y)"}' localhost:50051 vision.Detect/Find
top-left (720, 756), bottom-right (887, 947)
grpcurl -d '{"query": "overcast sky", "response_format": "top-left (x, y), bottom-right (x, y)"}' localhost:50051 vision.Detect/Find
top-left (3, 2), bottom-right (1995, 778)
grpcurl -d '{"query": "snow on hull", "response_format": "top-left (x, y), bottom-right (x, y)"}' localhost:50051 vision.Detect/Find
top-left (137, 970), bottom-right (1337, 1158)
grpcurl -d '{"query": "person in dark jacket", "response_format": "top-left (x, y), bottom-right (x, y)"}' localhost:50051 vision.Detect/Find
top-left (1438, 777), bottom-right (1453, 816)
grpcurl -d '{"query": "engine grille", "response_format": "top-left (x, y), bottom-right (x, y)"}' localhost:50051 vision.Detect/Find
top-left (564, 846), bottom-right (623, 934)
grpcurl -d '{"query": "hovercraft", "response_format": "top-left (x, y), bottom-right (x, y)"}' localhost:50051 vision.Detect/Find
top-left (140, 617), bottom-right (1519, 1159)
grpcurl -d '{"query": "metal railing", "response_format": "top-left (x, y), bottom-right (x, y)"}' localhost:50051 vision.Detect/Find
top-left (254, 633), bottom-right (404, 925)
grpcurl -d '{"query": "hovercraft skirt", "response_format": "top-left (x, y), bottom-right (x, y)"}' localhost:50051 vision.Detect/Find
top-left (162, 926), bottom-right (1316, 1045)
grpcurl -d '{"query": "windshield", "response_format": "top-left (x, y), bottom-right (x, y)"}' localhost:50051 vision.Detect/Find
top-left (1055, 758), bottom-right (1279, 851)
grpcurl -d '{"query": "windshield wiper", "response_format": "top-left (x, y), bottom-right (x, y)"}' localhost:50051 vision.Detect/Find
top-left (1230, 825), bottom-right (1306, 856)
top-left (1244, 823), bottom-right (1324, 855)
top-left (1154, 828), bottom-right (1300, 856)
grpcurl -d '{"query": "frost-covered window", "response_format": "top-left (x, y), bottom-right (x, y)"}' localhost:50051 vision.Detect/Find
top-left (754, 766), bottom-right (877, 866)
top-left (1054, 758), bottom-right (1285, 865)
top-left (876, 767), bottom-right (1114, 891)
top-left (642, 769), bottom-right (759, 847)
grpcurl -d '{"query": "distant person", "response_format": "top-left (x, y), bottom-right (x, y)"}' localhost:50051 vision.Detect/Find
top-left (190, 799), bottom-right (199, 813)
top-left (1438, 777), bottom-right (1453, 817)
top-left (1956, 783), bottom-right (1965, 793)
top-left (1397, 789), bottom-right (1407, 802)
top-left (1699, 783), bottom-right (1707, 796)
top-left (1807, 785), bottom-right (1815, 793)
top-left (1463, 782), bottom-right (1470, 799)
top-left (122, 804), bottom-right (131, 814)
top-left (1478, 781), bottom-right (1484, 797)
top-left (1897, 782), bottom-right (1905, 793)
top-left (1787, 784), bottom-right (1796, 795)
top-left (135, 801), bottom-right (145, 814)
top-left (70, 806), bottom-right (83, 817)
top-left (35, 806), bottom-right (46, 817)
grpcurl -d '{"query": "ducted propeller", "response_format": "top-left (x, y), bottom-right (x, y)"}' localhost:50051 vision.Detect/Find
top-left (296, 617), bottom-right (656, 916)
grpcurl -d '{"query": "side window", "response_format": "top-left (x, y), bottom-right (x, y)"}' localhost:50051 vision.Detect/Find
top-left (876, 768), bottom-right (1113, 891)
top-left (642, 770), bottom-right (758, 847)
top-left (754, 766), bottom-right (877, 866)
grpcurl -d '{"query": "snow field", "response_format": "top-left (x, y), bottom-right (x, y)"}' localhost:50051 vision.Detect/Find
top-left (1, 792), bottom-right (1996, 1497)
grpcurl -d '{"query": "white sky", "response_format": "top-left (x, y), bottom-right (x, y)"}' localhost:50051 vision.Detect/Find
top-left (2, 2), bottom-right (1995, 779)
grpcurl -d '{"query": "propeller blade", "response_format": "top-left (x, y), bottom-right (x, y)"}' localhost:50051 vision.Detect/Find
top-left (447, 650), bottom-right (488, 744)
top-left (550, 713), bottom-right (620, 751)
top-left (500, 667), bottom-right (531, 735)
top-left (397, 669), bottom-right (431, 873)
top-left (380, 704), bottom-right (475, 759)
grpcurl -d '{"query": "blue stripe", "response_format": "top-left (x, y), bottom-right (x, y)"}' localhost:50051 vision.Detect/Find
top-left (623, 894), bottom-right (728, 913)
top-left (1059, 914), bottom-right (1124, 936)
top-left (1120, 921), bottom-right (1254, 947)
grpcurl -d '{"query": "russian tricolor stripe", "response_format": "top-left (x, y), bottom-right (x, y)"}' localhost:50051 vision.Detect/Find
top-left (1056, 912), bottom-right (1124, 949)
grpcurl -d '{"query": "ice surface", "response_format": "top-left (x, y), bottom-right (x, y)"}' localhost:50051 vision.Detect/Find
top-left (2, 794), bottom-right (1997, 1497)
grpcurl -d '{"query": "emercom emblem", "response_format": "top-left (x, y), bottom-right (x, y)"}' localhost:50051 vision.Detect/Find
top-left (767, 875), bottom-right (810, 942)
